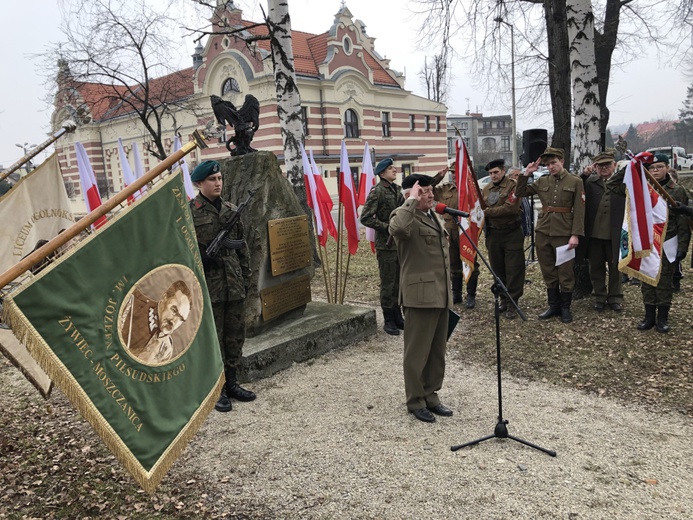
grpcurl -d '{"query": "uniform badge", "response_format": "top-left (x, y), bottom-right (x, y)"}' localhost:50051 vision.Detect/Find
top-left (488, 191), bottom-right (500, 205)
top-left (507, 190), bottom-right (517, 203)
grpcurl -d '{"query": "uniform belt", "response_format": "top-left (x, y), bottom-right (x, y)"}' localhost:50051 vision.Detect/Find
top-left (541, 206), bottom-right (572, 213)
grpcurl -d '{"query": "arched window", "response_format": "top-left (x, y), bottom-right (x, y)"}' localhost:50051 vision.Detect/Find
top-left (221, 77), bottom-right (240, 96)
top-left (344, 109), bottom-right (359, 138)
top-left (482, 137), bottom-right (497, 152)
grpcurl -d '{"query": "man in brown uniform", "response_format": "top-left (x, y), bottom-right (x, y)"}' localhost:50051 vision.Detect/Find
top-left (580, 151), bottom-right (626, 312)
top-left (389, 174), bottom-right (453, 423)
top-left (431, 166), bottom-right (480, 306)
top-left (481, 159), bottom-right (525, 319)
top-left (516, 147), bottom-right (585, 323)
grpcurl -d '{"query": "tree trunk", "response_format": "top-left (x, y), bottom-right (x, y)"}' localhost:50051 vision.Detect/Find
top-left (544, 0), bottom-right (572, 156)
top-left (594, 0), bottom-right (622, 139)
top-left (267, 0), bottom-right (305, 200)
top-left (568, 0), bottom-right (601, 171)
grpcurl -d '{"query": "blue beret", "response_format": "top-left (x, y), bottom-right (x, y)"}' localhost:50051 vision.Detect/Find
top-left (375, 158), bottom-right (393, 176)
top-left (651, 154), bottom-right (669, 166)
top-left (191, 160), bottom-right (221, 182)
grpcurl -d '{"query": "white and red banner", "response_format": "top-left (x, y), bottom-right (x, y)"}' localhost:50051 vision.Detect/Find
top-left (357, 142), bottom-right (376, 252)
top-left (619, 153), bottom-right (668, 285)
top-left (301, 144), bottom-right (337, 246)
top-left (309, 148), bottom-right (338, 245)
top-left (339, 140), bottom-right (360, 255)
top-left (75, 142), bottom-right (107, 229)
top-left (455, 138), bottom-right (484, 281)
top-left (173, 135), bottom-right (195, 200)
top-left (117, 138), bottom-right (139, 204)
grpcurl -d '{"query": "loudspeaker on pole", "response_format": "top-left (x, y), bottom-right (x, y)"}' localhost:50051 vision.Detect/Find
top-left (521, 129), bottom-right (548, 167)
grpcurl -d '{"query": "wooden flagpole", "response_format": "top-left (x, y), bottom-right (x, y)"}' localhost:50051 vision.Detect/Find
top-left (0, 130), bottom-right (208, 289)
top-left (319, 243), bottom-right (333, 304)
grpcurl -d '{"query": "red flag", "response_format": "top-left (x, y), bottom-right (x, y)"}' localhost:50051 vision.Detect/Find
top-left (308, 149), bottom-right (338, 244)
top-left (75, 142), bottom-right (107, 229)
top-left (455, 138), bottom-right (484, 281)
top-left (301, 144), bottom-right (334, 246)
top-left (339, 141), bottom-right (360, 254)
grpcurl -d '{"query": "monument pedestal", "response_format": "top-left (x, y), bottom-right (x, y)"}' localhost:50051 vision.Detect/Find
top-left (238, 302), bottom-right (376, 383)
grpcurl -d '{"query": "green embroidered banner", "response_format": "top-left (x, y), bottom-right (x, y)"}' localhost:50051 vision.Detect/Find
top-left (3, 173), bottom-right (223, 492)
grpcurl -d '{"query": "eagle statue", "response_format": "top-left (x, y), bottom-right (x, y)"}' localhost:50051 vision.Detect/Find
top-left (210, 94), bottom-right (260, 156)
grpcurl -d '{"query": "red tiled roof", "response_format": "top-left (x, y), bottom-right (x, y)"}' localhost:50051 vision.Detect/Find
top-left (241, 19), bottom-right (399, 86)
top-left (69, 68), bottom-right (195, 122)
top-left (636, 120), bottom-right (675, 139)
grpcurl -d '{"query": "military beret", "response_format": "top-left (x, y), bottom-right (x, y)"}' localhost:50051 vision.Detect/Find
top-left (540, 146), bottom-right (565, 161)
top-left (592, 151), bottom-right (616, 164)
top-left (651, 153), bottom-right (670, 165)
top-left (190, 160), bottom-right (221, 182)
top-left (485, 159), bottom-right (505, 171)
top-left (401, 173), bottom-right (433, 190)
top-left (375, 158), bottom-right (394, 176)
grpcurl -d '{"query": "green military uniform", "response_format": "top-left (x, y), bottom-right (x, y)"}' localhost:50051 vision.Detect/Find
top-left (581, 167), bottom-right (626, 309)
top-left (360, 178), bottom-right (404, 309)
top-left (190, 193), bottom-right (251, 370)
top-left (431, 170), bottom-right (479, 306)
top-left (641, 176), bottom-right (690, 307)
top-left (482, 174), bottom-right (525, 312)
top-left (515, 169), bottom-right (585, 291)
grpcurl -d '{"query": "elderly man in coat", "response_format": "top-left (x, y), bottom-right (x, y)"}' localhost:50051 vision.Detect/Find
top-left (389, 173), bottom-right (453, 423)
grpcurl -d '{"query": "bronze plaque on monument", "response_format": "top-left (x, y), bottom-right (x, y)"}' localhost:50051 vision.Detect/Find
top-left (260, 274), bottom-right (312, 321)
top-left (268, 215), bottom-right (311, 276)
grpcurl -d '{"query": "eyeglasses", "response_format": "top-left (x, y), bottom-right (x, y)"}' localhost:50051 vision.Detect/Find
top-left (648, 165), bottom-right (667, 171)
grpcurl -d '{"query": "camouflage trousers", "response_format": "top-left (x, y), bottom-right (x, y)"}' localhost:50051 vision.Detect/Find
top-left (641, 256), bottom-right (675, 306)
top-left (212, 300), bottom-right (246, 370)
top-left (376, 249), bottom-right (400, 309)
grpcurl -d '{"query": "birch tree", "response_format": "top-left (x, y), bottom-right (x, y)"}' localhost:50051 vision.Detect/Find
top-left (567, 0), bottom-right (601, 170)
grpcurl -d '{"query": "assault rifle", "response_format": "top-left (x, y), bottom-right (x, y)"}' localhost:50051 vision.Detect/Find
top-left (205, 189), bottom-right (256, 258)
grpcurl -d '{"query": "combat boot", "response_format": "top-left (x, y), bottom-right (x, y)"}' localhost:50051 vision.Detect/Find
top-left (559, 292), bottom-right (573, 323)
top-left (393, 306), bottom-right (405, 330)
top-left (465, 273), bottom-right (478, 308)
top-left (452, 274), bottom-right (463, 305)
top-left (382, 307), bottom-right (400, 336)
top-left (215, 385), bottom-right (232, 412)
top-left (226, 367), bottom-right (256, 402)
top-left (538, 288), bottom-right (561, 320)
top-left (656, 305), bottom-right (670, 334)
top-left (637, 304), bottom-right (656, 331)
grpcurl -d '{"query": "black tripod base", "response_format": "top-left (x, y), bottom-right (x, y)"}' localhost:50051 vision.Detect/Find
top-left (451, 420), bottom-right (557, 457)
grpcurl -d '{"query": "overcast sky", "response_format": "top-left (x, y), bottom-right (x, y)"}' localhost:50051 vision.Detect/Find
top-left (1, 0), bottom-right (689, 169)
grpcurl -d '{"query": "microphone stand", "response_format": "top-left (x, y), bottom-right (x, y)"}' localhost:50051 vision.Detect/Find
top-left (449, 217), bottom-right (556, 457)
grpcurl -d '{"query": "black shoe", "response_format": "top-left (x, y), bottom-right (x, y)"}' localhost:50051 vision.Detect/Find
top-left (465, 295), bottom-right (476, 309)
top-left (505, 309), bottom-right (517, 320)
top-left (629, 278), bottom-right (641, 286)
top-left (594, 302), bottom-right (605, 312)
top-left (637, 304), bottom-right (657, 331)
top-left (228, 383), bottom-right (256, 402)
top-left (427, 404), bottom-right (453, 416)
top-left (215, 387), bottom-right (233, 412)
top-left (609, 303), bottom-right (622, 312)
top-left (393, 306), bottom-right (405, 330)
top-left (498, 301), bottom-right (508, 312)
top-left (410, 408), bottom-right (436, 423)
top-left (453, 293), bottom-right (463, 305)
top-left (382, 307), bottom-right (400, 336)
top-left (656, 305), bottom-right (670, 333)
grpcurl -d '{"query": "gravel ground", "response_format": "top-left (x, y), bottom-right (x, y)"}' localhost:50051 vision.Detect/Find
top-left (182, 312), bottom-right (693, 520)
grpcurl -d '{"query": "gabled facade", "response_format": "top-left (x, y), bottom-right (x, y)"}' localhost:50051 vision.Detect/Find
top-left (52, 2), bottom-right (448, 208)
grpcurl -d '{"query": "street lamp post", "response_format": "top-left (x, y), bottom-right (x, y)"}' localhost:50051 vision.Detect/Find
top-left (494, 17), bottom-right (517, 168)
top-left (15, 142), bottom-right (38, 175)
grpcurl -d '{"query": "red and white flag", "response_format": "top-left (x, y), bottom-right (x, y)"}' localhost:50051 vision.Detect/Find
top-left (339, 140), bottom-right (360, 255)
top-left (302, 144), bottom-right (326, 246)
top-left (75, 142), bottom-right (107, 229)
top-left (357, 142), bottom-right (377, 252)
top-left (309, 148), bottom-right (337, 243)
top-left (131, 142), bottom-right (147, 196)
top-left (117, 138), bottom-right (139, 203)
top-left (173, 135), bottom-right (195, 200)
top-left (619, 152), bottom-right (668, 285)
top-left (455, 138), bottom-right (484, 282)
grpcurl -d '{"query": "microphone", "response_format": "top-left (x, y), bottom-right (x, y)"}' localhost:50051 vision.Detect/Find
top-left (435, 203), bottom-right (469, 218)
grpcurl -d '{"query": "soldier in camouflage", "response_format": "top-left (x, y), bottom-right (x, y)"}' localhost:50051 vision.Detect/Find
top-left (360, 158), bottom-right (405, 335)
top-left (190, 160), bottom-right (255, 412)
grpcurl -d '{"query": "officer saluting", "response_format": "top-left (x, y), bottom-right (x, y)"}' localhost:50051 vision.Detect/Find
top-left (481, 159), bottom-right (526, 319)
top-left (515, 147), bottom-right (585, 323)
